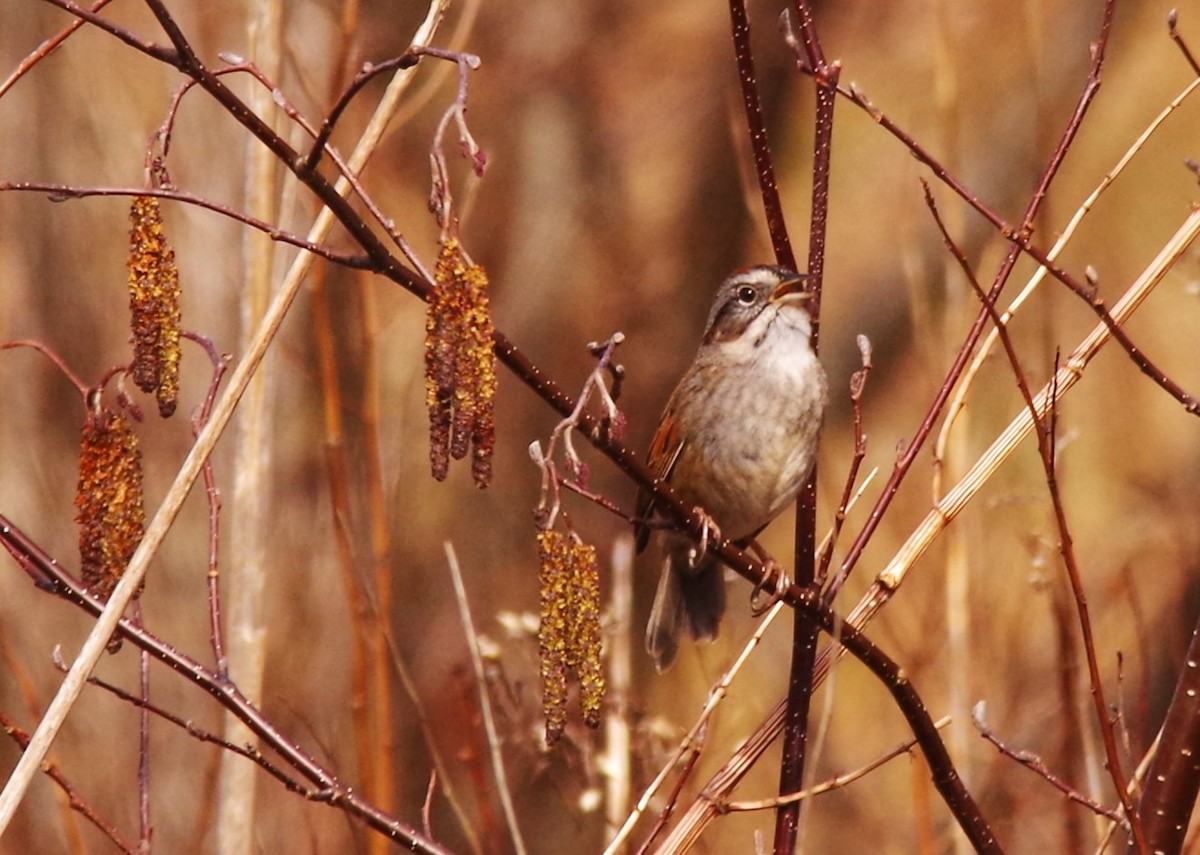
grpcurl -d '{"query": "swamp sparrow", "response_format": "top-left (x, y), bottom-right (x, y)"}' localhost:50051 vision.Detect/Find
top-left (635, 266), bottom-right (828, 672)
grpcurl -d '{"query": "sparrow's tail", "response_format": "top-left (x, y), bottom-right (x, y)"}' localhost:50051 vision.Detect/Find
top-left (645, 555), bottom-right (726, 673)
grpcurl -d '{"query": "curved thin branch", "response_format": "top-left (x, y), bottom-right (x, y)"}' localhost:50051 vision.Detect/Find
top-left (0, 183), bottom-right (372, 268)
top-left (0, 514), bottom-right (454, 855)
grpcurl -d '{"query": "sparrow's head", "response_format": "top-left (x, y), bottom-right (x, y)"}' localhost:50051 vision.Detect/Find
top-left (703, 266), bottom-right (812, 346)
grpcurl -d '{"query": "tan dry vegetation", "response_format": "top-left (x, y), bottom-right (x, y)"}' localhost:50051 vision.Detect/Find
top-left (1, 1), bottom-right (1199, 853)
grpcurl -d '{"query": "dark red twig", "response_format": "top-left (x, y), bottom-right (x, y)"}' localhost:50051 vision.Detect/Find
top-left (0, 515), bottom-right (453, 855)
top-left (53, 664), bottom-right (311, 797)
top-left (1046, 361), bottom-right (1144, 850)
top-left (972, 704), bottom-right (1126, 825)
top-left (815, 335), bottom-right (871, 589)
top-left (770, 3), bottom-right (842, 849)
top-left (817, 0), bottom-right (1121, 602)
top-left (0, 709), bottom-right (138, 854)
top-left (1167, 9), bottom-right (1200, 76)
top-left (632, 730), bottom-right (707, 855)
top-left (0, 183), bottom-right (370, 268)
top-left (922, 184), bottom-right (1144, 850)
top-left (304, 53), bottom-right (420, 172)
top-left (181, 331), bottom-right (232, 675)
top-left (727, 0), bottom-right (796, 272)
top-left (0, 339), bottom-right (91, 402)
top-left (1134, 605), bottom-right (1200, 852)
top-left (0, 0), bottom-right (115, 99)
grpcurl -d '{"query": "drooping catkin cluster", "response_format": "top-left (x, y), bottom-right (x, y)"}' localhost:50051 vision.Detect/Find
top-left (127, 195), bottom-right (182, 418)
top-left (536, 530), bottom-right (605, 745)
top-left (75, 409), bottom-right (146, 603)
top-left (424, 238), bottom-right (497, 488)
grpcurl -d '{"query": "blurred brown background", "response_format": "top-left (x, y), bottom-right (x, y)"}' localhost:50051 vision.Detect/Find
top-left (2, 0), bottom-right (1199, 852)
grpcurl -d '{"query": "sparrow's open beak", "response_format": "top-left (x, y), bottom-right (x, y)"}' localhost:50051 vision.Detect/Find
top-left (769, 272), bottom-right (810, 303)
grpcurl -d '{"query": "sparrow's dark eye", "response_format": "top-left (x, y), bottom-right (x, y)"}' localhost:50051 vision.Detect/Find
top-left (736, 285), bottom-right (757, 305)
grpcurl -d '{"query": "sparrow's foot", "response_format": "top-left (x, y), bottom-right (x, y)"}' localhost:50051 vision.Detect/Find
top-left (685, 507), bottom-right (721, 569)
top-left (750, 558), bottom-right (791, 616)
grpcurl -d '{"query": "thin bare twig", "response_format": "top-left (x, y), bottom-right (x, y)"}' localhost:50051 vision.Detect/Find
top-left (179, 331), bottom-right (232, 674)
top-left (57, 664), bottom-right (310, 797)
top-left (531, 333), bottom-right (626, 532)
top-left (0, 709), bottom-right (137, 854)
top-left (973, 703), bottom-right (1126, 825)
top-left (0, 339), bottom-right (92, 402)
top-left (814, 0), bottom-right (1119, 603)
top-left (1167, 9), bottom-right (1200, 76)
top-left (0, 182), bottom-right (371, 267)
top-left (0, 514), bottom-right (452, 854)
top-left (924, 183), bottom-right (1144, 846)
top-left (444, 543), bottom-right (527, 855)
top-left (304, 53), bottom-right (421, 172)
top-left (724, 716), bottom-right (952, 812)
top-left (0, 0), bottom-right (115, 98)
top-left (770, 4), bottom-right (841, 848)
top-left (727, 0), bottom-right (797, 272)
top-left (816, 335), bottom-right (872, 590)
top-left (426, 48), bottom-right (486, 238)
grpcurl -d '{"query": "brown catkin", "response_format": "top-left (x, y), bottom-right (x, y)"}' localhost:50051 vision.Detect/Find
top-left (75, 410), bottom-right (146, 602)
top-left (127, 195), bottom-right (182, 418)
top-left (424, 238), bottom-right (497, 486)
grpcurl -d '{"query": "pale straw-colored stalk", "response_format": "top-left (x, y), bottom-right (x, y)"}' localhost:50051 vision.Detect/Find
top-left (215, 2), bottom-right (283, 852)
top-left (0, 0), bottom-right (448, 835)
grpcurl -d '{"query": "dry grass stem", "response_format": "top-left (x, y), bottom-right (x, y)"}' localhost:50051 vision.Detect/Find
top-left (605, 536), bottom-right (635, 842)
top-left (935, 75), bottom-right (1200, 471)
top-left (217, 3), bottom-right (283, 850)
top-left (723, 716), bottom-right (952, 812)
top-left (872, 206), bottom-right (1200, 600)
top-left (3, 1), bottom-right (1198, 850)
top-left (0, 0), bottom-right (448, 833)
top-left (445, 542), bottom-right (528, 855)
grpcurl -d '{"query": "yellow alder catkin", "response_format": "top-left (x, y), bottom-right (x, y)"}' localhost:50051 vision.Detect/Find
top-left (537, 531), bottom-right (571, 744)
top-left (424, 239), bottom-right (496, 487)
top-left (536, 530), bottom-right (605, 744)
